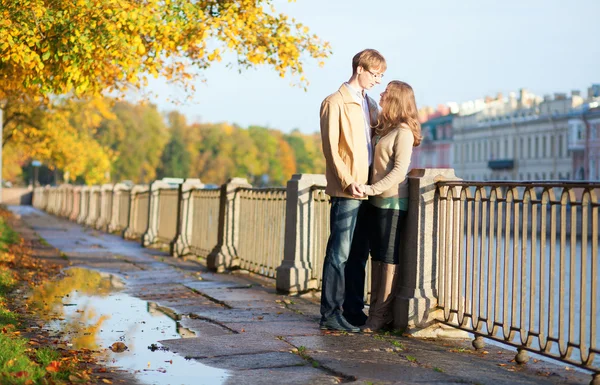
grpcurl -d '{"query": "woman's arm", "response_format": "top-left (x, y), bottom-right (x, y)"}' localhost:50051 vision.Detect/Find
top-left (364, 129), bottom-right (414, 196)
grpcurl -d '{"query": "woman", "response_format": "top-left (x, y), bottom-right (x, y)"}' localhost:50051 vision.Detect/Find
top-left (360, 80), bottom-right (422, 333)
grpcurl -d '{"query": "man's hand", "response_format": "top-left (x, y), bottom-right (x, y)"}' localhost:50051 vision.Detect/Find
top-left (347, 182), bottom-right (365, 198)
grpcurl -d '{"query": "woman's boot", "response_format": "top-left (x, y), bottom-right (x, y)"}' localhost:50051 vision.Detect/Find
top-left (361, 261), bottom-right (383, 332)
top-left (362, 262), bottom-right (398, 333)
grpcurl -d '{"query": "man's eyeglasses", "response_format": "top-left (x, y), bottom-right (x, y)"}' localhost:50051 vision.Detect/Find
top-left (366, 69), bottom-right (384, 79)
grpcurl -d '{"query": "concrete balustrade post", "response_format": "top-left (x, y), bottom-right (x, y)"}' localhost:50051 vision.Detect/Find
top-left (172, 179), bottom-right (204, 257)
top-left (275, 174), bottom-right (327, 294)
top-left (47, 187), bottom-right (56, 214)
top-left (207, 178), bottom-right (251, 272)
top-left (124, 185), bottom-right (149, 240)
top-left (61, 184), bottom-right (74, 218)
top-left (55, 184), bottom-right (65, 216)
top-left (69, 186), bottom-right (82, 222)
top-left (393, 168), bottom-right (461, 333)
top-left (142, 180), bottom-right (174, 247)
top-left (42, 185), bottom-right (50, 211)
top-left (108, 183), bottom-right (132, 233)
top-left (96, 183), bottom-right (114, 231)
top-left (85, 185), bottom-right (102, 227)
top-left (77, 186), bottom-right (90, 224)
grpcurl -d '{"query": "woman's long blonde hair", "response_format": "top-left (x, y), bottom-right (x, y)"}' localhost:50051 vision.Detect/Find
top-left (374, 81), bottom-right (422, 146)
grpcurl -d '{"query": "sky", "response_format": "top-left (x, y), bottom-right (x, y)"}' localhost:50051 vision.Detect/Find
top-left (143, 0), bottom-right (600, 134)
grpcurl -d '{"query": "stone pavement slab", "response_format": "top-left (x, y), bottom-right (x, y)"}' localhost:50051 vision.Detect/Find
top-left (199, 351), bottom-right (306, 370)
top-left (158, 332), bottom-right (292, 358)
top-left (222, 365), bottom-right (341, 385)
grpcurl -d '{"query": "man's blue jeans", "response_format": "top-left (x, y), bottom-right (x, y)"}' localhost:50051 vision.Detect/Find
top-left (320, 197), bottom-right (370, 320)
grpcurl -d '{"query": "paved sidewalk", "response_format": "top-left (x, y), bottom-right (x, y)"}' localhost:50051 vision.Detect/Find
top-left (9, 206), bottom-right (592, 385)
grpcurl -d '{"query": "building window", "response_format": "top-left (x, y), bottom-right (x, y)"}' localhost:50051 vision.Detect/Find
top-left (520, 137), bottom-right (524, 159)
top-left (550, 135), bottom-right (555, 156)
top-left (504, 138), bottom-right (509, 158)
top-left (542, 136), bottom-right (547, 158)
top-left (528, 137), bottom-right (532, 159)
top-left (559, 135), bottom-right (564, 158)
top-left (485, 141), bottom-right (489, 160)
top-left (535, 136), bottom-right (539, 158)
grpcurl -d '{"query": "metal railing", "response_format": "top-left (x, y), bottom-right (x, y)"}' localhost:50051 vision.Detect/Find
top-left (436, 180), bottom-right (599, 374)
top-left (236, 187), bottom-right (287, 278)
top-left (189, 188), bottom-right (220, 257)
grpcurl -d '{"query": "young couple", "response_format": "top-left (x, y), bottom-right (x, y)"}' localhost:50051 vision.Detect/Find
top-left (319, 49), bottom-right (422, 333)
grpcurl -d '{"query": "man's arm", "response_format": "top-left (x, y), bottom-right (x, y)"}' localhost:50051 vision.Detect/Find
top-left (320, 100), bottom-right (355, 192)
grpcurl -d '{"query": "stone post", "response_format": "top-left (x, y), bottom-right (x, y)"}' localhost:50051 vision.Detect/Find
top-left (142, 180), bottom-right (171, 247)
top-left (276, 174), bottom-right (327, 294)
top-left (77, 186), bottom-right (90, 225)
top-left (124, 185), bottom-right (149, 240)
top-left (96, 183), bottom-right (114, 231)
top-left (207, 178), bottom-right (251, 272)
top-left (171, 179), bottom-right (204, 257)
top-left (108, 183), bottom-right (132, 233)
top-left (394, 168), bottom-right (461, 333)
top-left (61, 184), bottom-right (73, 218)
top-left (85, 185), bottom-right (102, 227)
top-left (69, 186), bottom-right (82, 222)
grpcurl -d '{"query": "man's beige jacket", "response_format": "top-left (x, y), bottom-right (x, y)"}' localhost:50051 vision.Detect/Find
top-left (320, 84), bottom-right (379, 198)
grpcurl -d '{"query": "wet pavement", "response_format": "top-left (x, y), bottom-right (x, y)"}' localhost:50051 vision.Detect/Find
top-left (8, 206), bottom-right (594, 385)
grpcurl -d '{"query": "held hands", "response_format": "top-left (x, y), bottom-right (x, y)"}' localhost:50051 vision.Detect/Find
top-left (347, 182), bottom-right (367, 198)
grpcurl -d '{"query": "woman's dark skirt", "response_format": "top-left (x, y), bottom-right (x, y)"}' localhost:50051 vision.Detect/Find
top-left (368, 203), bottom-right (407, 265)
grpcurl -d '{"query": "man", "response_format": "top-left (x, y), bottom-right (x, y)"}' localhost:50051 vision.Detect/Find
top-left (319, 49), bottom-right (386, 332)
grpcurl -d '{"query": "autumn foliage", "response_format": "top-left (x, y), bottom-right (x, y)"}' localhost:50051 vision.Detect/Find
top-left (0, 0), bottom-right (330, 185)
top-left (0, 0), bottom-right (329, 98)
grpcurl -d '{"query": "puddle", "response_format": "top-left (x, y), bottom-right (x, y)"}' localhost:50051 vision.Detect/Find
top-left (27, 268), bottom-right (229, 385)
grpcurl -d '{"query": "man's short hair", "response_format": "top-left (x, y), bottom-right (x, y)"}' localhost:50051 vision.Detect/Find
top-left (352, 49), bottom-right (387, 74)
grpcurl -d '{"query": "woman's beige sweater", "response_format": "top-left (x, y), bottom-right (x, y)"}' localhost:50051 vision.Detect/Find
top-left (364, 125), bottom-right (414, 199)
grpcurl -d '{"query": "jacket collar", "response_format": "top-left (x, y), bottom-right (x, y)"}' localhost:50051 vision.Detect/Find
top-left (338, 84), bottom-right (361, 106)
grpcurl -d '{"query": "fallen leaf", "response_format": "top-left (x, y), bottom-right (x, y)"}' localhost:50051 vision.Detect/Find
top-left (46, 361), bottom-right (60, 373)
top-left (110, 342), bottom-right (127, 353)
top-left (101, 379), bottom-right (113, 384)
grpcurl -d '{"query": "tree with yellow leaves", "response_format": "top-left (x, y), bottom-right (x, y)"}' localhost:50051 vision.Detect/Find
top-left (0, 0), bottom-right (330, 184)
